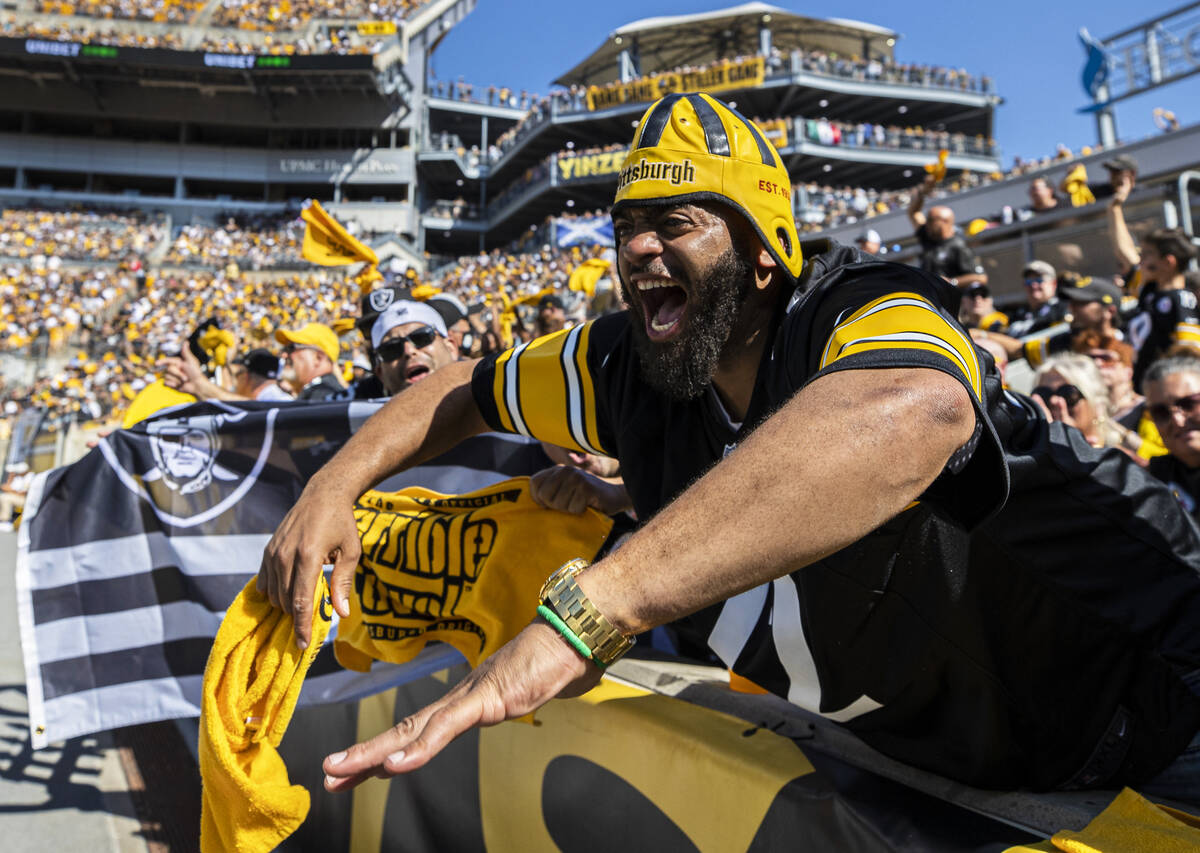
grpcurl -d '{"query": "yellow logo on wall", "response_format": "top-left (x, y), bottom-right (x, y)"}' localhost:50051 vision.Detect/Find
top-left (356, 21), bottom-right (396, 36)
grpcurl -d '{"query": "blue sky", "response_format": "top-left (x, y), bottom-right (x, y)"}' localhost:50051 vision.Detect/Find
top-left (429, 0), bottom-right (1200, 168)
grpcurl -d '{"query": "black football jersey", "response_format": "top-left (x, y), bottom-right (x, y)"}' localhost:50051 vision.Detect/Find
top-left (1129, 282), bottom-right (1200, 389)
top-left (472, 240), bottom-right (1200, 790)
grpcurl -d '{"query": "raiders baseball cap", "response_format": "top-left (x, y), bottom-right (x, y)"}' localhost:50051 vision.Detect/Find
top-left (370, 300), bottom-right (448, 350)
top-left (356, 286), bottom-right (411, 336)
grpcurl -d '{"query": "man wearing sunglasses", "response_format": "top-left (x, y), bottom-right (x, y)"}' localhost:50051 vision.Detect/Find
top-left (1006, 260), bottom-right (1068, 338)
top-left (370, 300), bottom-right (459, 396)
top-left (1146, 355), bottom-right (1200, 523)
top-left (275, 322), bottom-right (347, 402)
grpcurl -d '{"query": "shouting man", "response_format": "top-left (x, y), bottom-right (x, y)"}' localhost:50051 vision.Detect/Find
top-left (260, 94), bottom-right (1200, 800)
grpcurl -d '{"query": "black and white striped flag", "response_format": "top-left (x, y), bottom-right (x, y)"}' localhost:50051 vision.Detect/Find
top-left (15, 398), bottom-right (554, 748)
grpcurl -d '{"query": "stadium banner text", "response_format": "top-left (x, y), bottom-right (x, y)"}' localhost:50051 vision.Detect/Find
top-left (585, 56), bottom-right (765, 111)
top-left (4, 38), bottom-right (375, 71)
top-left (555, 148), bottom-right (629, 183)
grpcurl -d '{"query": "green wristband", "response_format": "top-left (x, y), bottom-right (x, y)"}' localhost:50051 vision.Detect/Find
top-left (537, 604), bottom-right (603, 667)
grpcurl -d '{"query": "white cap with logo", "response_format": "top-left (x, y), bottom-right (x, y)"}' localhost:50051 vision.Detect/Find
top-left (370, 300), bottom-right (448, 350)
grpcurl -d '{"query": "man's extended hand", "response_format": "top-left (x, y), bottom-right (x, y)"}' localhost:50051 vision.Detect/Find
top-left (159, 345), bottom-right (207, 395)
top-left (257, 481), bottom-right (362, 648)
top-left (530, 465), bottom-right (631, 516)
top-left (321, 619), bottom-right (601, 791)
top-left (1110, 170), bottom-right (1134, 207)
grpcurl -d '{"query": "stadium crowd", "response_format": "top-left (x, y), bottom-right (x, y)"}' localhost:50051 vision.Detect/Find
top-left (1, 15), bottom-right (187, 48)
top-left (0, 207), bottom-right (166, 261)
top-left (36, 0), bottom-right (203, 25)
top-left (211, 0), bottom-right (420, 30)
top-left (0, 201), bottom-right (614, 429)
top-left (164, 215), bottom-right (306, 269)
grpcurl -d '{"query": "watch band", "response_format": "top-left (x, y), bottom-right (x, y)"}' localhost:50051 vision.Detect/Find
top-left (539, 558), bottom-right (634, 667)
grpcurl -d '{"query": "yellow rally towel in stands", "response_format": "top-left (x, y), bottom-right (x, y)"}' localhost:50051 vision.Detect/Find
top-left (1060, 164), bottom-right (1096, 208)
top-left (568, 257), bottom-right (612, 300)
top-left (199, 575), bottom-right (333, 853)
top-left (1003, 787), bottom-right (1200, 853)
top-left (924, 148), bottom-right (949, 184)
top-left (335, 478), bottom-right (614, 672)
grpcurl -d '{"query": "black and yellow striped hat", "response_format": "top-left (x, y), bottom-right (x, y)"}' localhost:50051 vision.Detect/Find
top-left (613, 92), bottom-right (803, 280)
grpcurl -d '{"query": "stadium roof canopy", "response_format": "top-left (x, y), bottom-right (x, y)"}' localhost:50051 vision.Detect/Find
top-left (555, 2), bottom-right (898, 87)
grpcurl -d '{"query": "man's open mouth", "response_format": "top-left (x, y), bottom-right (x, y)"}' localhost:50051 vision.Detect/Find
top-left (636, 277), bottom-right (688, 341)
top-left (406, 364), bottom-right (431, 383)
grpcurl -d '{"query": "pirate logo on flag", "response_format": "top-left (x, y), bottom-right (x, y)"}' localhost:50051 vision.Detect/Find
top-left (99, 408), bottom-right (281, 528)
top-left (146, 419), bottom-right (239, 495)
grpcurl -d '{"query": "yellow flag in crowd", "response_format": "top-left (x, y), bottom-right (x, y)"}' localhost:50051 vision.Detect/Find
top-left (569, 258), bottom-right (611, 300)
top-left (1060, 164), bottom-right (1095, 208)
top-left (924, 149), bottom-right (949, 184)
top-left (300, 200), bottom-right (382, 293)
top-left (514, 286), bottom-right (557, 308)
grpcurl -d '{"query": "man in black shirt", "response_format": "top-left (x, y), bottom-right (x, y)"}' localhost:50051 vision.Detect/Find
top-left (907, 174), bottom-right (987, 288)
top-left (262, 94), bottom-right (1200, 799)
top-left (1005, 260), bottom-right (1069, 338)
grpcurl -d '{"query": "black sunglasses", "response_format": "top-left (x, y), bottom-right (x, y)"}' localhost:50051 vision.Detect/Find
top-left (375, 325), bottom-right (439, 360)
top-left (1148, 392), bottom-right (1200, 423)
top-left (1033, 384), bottom-right (1084, 408)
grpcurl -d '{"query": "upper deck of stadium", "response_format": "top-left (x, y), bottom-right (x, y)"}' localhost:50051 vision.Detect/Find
top-left (0, 1), bottom-right (1005, 261)
top-left (417, 4), bottom-right (1002, 255)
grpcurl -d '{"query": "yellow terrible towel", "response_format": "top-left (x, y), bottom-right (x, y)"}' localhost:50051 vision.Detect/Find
top-left (336, 478), bottom-right (613, 672)
top-left (199, 575), bottom-right (333, 853)
top-left (1004, 787), bottom-right (1200, 853)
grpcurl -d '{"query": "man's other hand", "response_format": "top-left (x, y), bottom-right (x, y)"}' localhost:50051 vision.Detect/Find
top-left (530, 465), bottom-right (631, 516)
top-left (257, 485), bottom-right (362, 649)
top-left (159, 346), bottom-right (206, 395)
top-left (1110, 171), bottom-right (1134, 206)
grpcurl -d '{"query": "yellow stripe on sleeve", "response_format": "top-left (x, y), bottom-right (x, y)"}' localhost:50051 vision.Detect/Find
top-left (819, 292), bottom-right (982, 399)
top-left (573, 322), bottom-right (606, 454)
top-left (1022, 338), bottom-right (1048, 368)
top-left (489, 324), bottom-right (607, 455)
top-left (1173, 322), bottom-right (1200, 348)
top-left (491, 347), bottom-right (517, 433)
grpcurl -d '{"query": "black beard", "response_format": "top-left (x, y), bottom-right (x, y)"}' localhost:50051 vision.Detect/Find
top-left (623, 248), bottom-right (754, 401)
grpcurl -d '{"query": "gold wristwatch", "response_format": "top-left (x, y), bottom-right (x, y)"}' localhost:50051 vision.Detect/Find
top-left (539, 558), bottom-right (635, 667)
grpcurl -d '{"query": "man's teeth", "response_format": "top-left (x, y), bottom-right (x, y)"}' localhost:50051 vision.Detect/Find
top-left (636, 278), bottom-right (675, 290)
top-left (650, 317), bottom-right (679, 332)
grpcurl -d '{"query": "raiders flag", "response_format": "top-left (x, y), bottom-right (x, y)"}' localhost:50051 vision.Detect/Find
top-left (15, 398), bottom-right (556, 749)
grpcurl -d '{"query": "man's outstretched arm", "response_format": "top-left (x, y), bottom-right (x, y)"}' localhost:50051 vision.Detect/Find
top-left (320, 364), bottom-right (975, 790)
top-left (258, 358), bottom-right (488, 647)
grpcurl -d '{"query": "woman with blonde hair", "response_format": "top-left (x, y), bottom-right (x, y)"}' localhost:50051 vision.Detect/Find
top-left (1032, 352), bottom-right (1123, 449)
